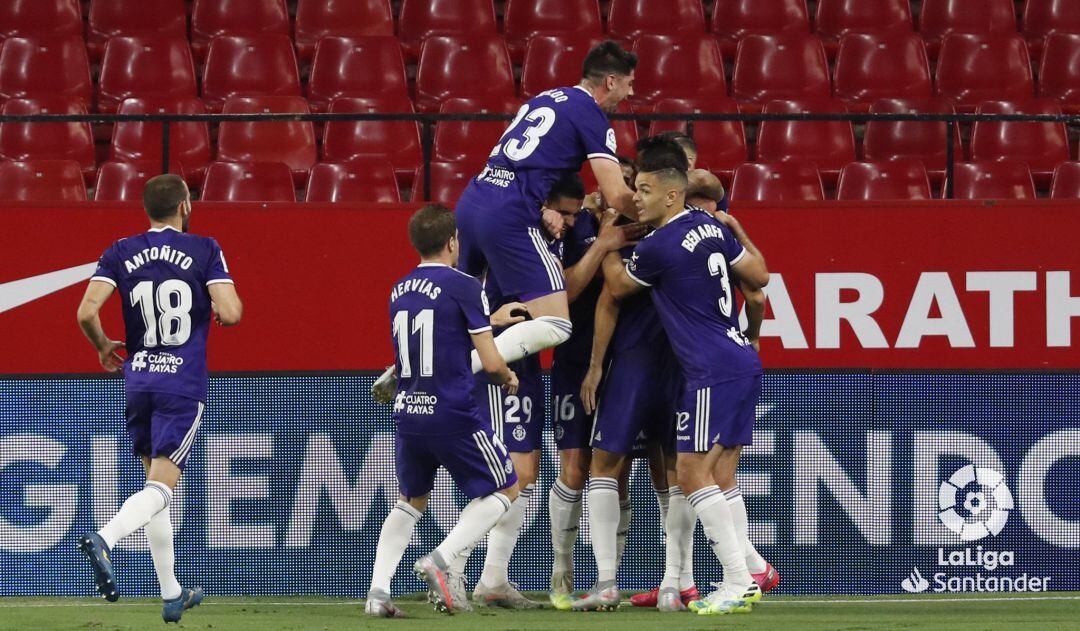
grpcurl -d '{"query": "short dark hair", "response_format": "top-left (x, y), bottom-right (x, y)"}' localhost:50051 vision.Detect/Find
top-left (142, 174), bottom-right (188, 221)
top-left (655, 130), bottom-right (697, 156)
top-left (408, 204), bottom-right (457, 257)
top-left (545, 174), bottom-right (586, 205)
top-left (636, 135), bottom-right (689, 182)
top-left (582, 41), bottom-right (638, 83)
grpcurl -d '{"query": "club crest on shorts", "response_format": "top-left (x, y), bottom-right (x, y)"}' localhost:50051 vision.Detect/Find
top-left (513, 424), bottom-right (527, 442)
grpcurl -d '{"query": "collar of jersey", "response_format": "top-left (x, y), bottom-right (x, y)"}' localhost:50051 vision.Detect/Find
top-left (148, 225), bottom-right (181, 233)
top-left (417, 263), bottom-right (449, 268)
top-left (668, 209), bottom-right (693, 223)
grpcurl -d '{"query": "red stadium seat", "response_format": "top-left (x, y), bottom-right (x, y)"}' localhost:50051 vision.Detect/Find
top-left (833, 33), bottom-right (931, 112)
top-left (755, 99), bottom-right (856, 184)
top-left (630, 35), bottom-right (726, 113)
top-left (200, 161), bottom-right (296, 202)
top-left (1038, 33), bottom-right (1080, 114)
top-left (0, 159), bottom-right (86, 201)
top-left (415, 36), bottom-right (515, 113)
top-left (412, 161), bottom-right (473, 204)
top-left (191, 0), bottom-right (290, 63)
top-left (520, 34), bottom-right (605, 99)
top-left (648, 97), bottom-right (747, 179)
top-left (863, 97), bottom-right (962, 183)
top-left (305, 161), bottom-right (402, 203)
top-left (217, 96), bottom-right (317, 185)
top-left (94, 161), bottom-right (188, 201)
top-left (1023, 0), bottom-right (1080, 60)
top-left (322, 97), bottom-right (423, 186)
top-left (202, 35), bottom-right (301, 113)
top-left (919, 0), bottom-right (1018, 60)
top-left (110, 97), bottom-right (212, 185)
top-left (504, 0), bottom-right (602, 64)
top-left (0, 37), bottom-right (92, 106)
top-left (398, 0), bottom-right (498, 62)
top-left (730, 162), bottom-right (825, 201)
top-left (970, 100), bottom-right (1070, 187)
top-left (295, 0), bottom-right (395, 63)
top-left (0, 0), bottom-right (82, 41)
top-left (935, 34), bottom-right (1034, 113)
top-left (712, 0), bottom-right (811, 59)
top-left (87, 0), bottom-right (188, 62)
top-left (0, 98), bottom-right (95, 182)
top-left (607, 0), bottom-right (706, 44)
top-left (948, 160), bottom-right (1036, 199)
top-left (433, 97), bottom-right (520, 169)
top-left (815, 0), bottom-right (913, 56)
top-left (731, 34), bottom-right (831, 112)
top-left (836, 159), bottom-right (933, 200)
top-left (307, 37), bottom-right (409, 114)
top-left (611, 100), bottom-right (639, 159)
top-left (98, 37), bottom-right (197, 114)
top-left (1050, 161), bottom-right (1080, 198)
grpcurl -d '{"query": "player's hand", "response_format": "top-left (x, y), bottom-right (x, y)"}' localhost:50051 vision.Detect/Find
top-left (596, 209), bottom-right (647, 251)
top-left (582, 191), bottom-right (603, 213)
top-left (502, 369), bottom-right (519, 395)
top-left (541, 207), bottom-right (566, 240)
top-left (750, 337), bottom-right (760, 353)
top-left (711, 209), bottom-right (738, 228)
top-left (490, 302), bottom-right (529, 328)
top-left (211, 301), bottom-right (225, 326)
top-left (97, 340), bottom-right (125, 373)
top-left (580, 364), bottom-right (603, 415)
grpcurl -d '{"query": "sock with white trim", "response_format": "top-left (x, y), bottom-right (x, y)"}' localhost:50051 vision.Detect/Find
top-left (661, 486), bottom-right (694, 591)
top-left (436, 492), bottom-right (512, 571)
top-left (587, 477), bottom-right (621, 586)
top-left (655, 488), bottom-right (670, 533)
top-left (724, 486), bottom-right (767, 573)
top-left (98, 481), bottom-right (171, 549)
top-left (369, 501), bottom-right (422, 595)
top-left (688, 485), bottom-right (752, 587)
top-left (145, 505), bottom-right (182, 601)
top-left (470, 317), bottom-right (572, 373)
top-left (549, 479), bottom-right (582, 577)
top-left (478, 484), bottom-right (533, 585)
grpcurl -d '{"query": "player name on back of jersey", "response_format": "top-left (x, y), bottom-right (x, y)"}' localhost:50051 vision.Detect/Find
top-left (122, 244), bottom-right (195, 274)
top-left (680, 222), bottom-right (727, 253)
top-left (389, 277), bottom-right (442, 302)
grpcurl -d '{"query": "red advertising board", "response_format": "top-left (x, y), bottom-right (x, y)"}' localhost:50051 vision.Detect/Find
top-left (1, 200), bottom-right (1077, 373)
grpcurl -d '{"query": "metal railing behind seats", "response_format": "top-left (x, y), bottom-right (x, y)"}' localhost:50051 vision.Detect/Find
top-left (2, 110), bottom-right (1076, 200)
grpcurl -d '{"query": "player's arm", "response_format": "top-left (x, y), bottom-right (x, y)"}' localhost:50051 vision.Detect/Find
top-left (601, 249), bottom-right (647, 300)
top-left (76, 280), bottom-right (124, 372)
top-left (471, 330), bottom-right (519, 394)
top-left (208, 282), bottom-right (243, 326)
top-left (740, 280), bottom-right (766, 353)
top-left (687, 168), bottom-right (725, 202)
top-left (590, 157), bottom-right (638, 221)
top-left (563, 210), bottom-right (646, 303)
top-left (580, 284), bottom-right (620, 414)
top-left (715, 212), bottom-right (769, 290)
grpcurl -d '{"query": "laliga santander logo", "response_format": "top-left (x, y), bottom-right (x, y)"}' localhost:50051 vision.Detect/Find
top-left (901, 567), bottom-right (930, 593)
top-left (937, 464), bottom-right (1013, 541)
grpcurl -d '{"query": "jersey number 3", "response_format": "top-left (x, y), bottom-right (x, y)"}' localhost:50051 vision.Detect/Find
top-left (500, 105), bottom-right (556, 161)
top-left (708, 252), bottom-right (734, 318)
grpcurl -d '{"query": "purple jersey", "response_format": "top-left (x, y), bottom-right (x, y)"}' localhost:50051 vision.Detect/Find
top-left (626, 207), bottom-right (762, 389)
top-left (609, 243), bottom-right (668, 354)
top-left (91, 226), bottom-right (232, 402)
top-left (553, 210), bottom-right (601, 366)
top-left (389, 264), bottom-right (492, 436)
top-left (463, 86), bottom-right (617, 220)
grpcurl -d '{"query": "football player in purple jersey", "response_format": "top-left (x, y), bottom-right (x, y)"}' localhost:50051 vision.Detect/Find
top-left (76, 175), bottom-right (242, 623)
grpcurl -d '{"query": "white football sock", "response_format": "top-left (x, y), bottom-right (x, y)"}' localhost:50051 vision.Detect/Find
top-left (449, 542), bottom-right (475, 575)
top-left (587, 477), bottom-right (621, 585)
top-left (688, 486), bottom-right (752, 587)
top-left (724, 486), bottom-right (767, 573)
top-left (98, 481), bottom-right (171, 549)
top-left (616, 498), bottom-right (632, 569)
top-left (661, 486), bottom-right (694, 591)
top-left (437, 492), bottom-right (513, 571)
top-left (655, 488), bottom-right (670, 533)
top-left (478, 485), bottom-right (532, 585)
top-left (549, 479), bottom-right (582, 576)
top-left (369, 501), bottom-right (422, 594)
top-left (145, 505), bottom-right (182, 601)
top-left (470, 317), bottom-right (572, 373)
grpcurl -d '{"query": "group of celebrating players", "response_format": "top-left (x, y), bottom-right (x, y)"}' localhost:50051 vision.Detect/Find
top-left (71, 39), bottom-right (776, 624)
top-left (369, 41), bottom-right (779, 618)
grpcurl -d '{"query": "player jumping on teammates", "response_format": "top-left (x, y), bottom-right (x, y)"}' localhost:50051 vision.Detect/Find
top-left (76, 175), bottom-right (242, 623)
top-left (366, 204), bottom-right (523, 617)
top-left (602, 136), bottom-right (771, 616)
top-left (370, 41), bottom-right (640, 403)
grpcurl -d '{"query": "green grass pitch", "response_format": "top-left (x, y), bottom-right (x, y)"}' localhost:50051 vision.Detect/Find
top-left (2, 593), bottom-right (1079, 631)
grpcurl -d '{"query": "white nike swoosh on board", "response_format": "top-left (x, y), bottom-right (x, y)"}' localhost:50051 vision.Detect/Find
top-left (0, 262), bottom-right (98, 314)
